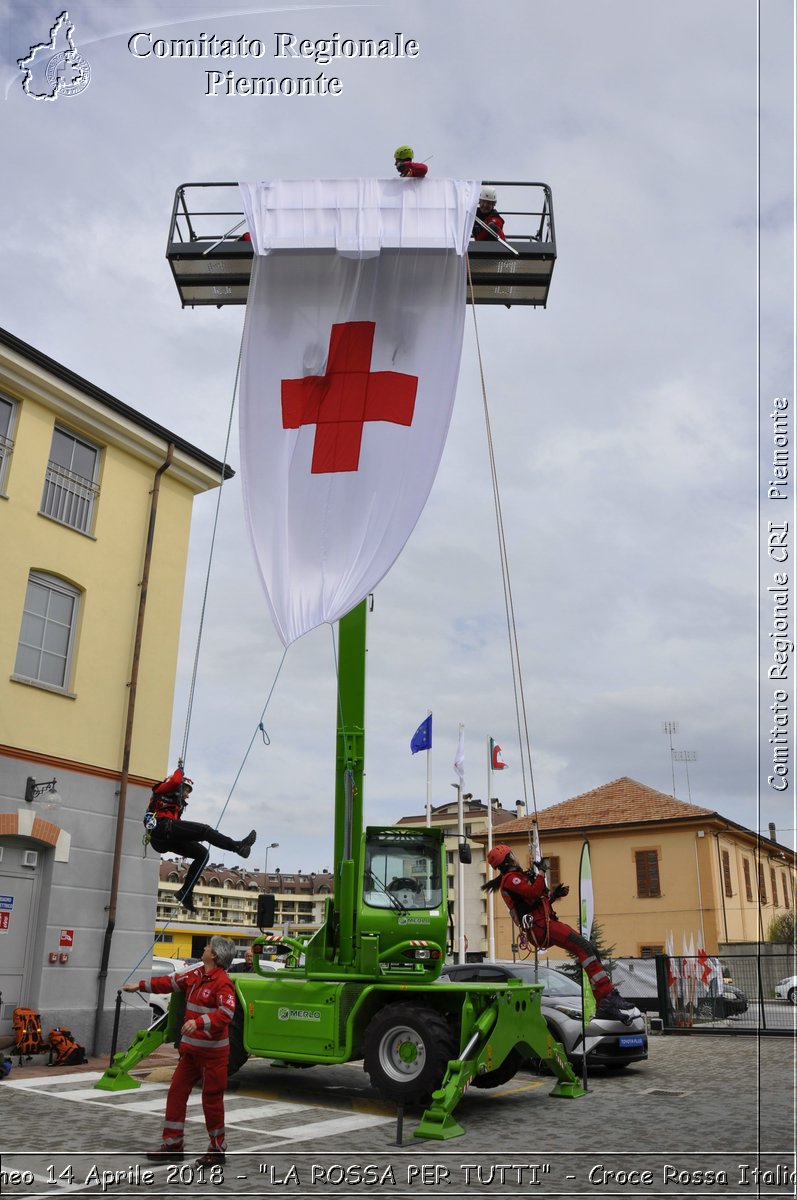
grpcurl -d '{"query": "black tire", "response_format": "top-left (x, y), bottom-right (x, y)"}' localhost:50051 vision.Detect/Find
top-left (788, 988), bottom-right (797, 1006)
top-left (363, 1003), bottom-right (456, 1106)
top-left (470, 1048), bottom-right (523, 1089)
top-left (227, 1006), bottom-right (248, 1077)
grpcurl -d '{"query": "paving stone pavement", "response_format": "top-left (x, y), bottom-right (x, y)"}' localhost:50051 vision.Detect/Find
top-left (1, 1032), bottom-right (794, 1198)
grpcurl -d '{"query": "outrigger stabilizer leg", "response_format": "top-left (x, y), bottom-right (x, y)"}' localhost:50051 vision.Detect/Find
top-left (414, 985), bottom-right (586, 1140)
top-left (94, 993), bottom-right (184, 1093)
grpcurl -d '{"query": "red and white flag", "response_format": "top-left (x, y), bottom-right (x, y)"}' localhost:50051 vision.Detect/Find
top-left (238, 178), bottom-right (479, 645)
top-left (489, 738), bottom-right (508, 770)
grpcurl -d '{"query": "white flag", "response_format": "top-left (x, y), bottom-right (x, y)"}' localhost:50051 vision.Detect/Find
top-left (238, 178), bottom-right (479, 645)
top-left (453, 725), bottom-right (465, 781)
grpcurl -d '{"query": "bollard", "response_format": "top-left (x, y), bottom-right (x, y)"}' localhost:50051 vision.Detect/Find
top-left (109, 990), bottom-right (123, 1065)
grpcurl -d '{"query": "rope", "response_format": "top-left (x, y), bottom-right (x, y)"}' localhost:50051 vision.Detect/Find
top-left (466, 258), bottom-right (540, 834)
top-left (212, 646), bottom-right (288, 830)
top-left (179, 324), bottom-right (246, 768)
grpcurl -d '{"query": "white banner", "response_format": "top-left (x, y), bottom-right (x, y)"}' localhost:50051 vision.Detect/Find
top-left (238, 179), bottom-right (479, 645)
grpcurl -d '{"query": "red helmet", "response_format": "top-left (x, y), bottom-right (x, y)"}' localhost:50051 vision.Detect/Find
top-left (487, 844), bottom-right (513, 869)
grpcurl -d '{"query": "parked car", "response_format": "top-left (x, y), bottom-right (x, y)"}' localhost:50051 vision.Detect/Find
top-left (612, 957), bottom-right (748, 1019)
top-left (774, 975), bottom-right (797, 1004)
top-left (438, 960), bottom-right (648, 1072)
top-left (145, 955), bottom-right (199, 1020)
top-left (230, 957), bottom-right (284, 973)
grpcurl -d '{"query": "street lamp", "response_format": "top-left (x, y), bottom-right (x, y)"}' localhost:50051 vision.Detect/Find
top-left (264, 842), bottom-right (279, 877)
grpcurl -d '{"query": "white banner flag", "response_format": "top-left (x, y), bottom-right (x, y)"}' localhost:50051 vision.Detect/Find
top-left (238, 178), bottom-right (479, 645)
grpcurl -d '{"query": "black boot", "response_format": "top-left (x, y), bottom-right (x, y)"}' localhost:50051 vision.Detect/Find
top-left (235, 830), bottom-right (257, 859)
top-left (175, 890), bottom-right (197, 914)
top-left (595, 989), bottom-right (638, 1025)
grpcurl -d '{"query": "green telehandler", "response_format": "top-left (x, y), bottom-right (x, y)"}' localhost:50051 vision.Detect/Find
top-left (97, 602), bottom-right (584, 1137)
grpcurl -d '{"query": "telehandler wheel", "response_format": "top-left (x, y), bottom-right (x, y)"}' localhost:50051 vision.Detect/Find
top-left (363, 1003), bottom-right (456, 1105)
top-left (470, 1048), bottom-right (523, 1088)
top-left (227, 1006), bottom-right (249, 1077)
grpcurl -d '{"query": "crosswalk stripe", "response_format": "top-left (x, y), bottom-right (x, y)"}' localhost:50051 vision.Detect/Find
top-left (3, 1071), bottom-right (106, 1090)
top-left (266, 1112), bottom-right (392, 1141)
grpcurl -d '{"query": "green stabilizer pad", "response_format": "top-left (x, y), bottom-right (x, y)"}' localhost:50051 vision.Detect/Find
top-left (95, 1008), bottom-right (173, 1092)
top-left (414, 1079), bottom-right (468, 1141)
top-left (550, 1078), bottom-right (588, 1098)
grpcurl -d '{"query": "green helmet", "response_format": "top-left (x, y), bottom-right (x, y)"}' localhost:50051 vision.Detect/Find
top-left (394, 144), bottom-right (413, 161)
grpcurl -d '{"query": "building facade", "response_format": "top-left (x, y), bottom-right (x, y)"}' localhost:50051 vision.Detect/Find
top-left (153, 859), bottom-right (334, 959)
top-left (476, 777), bottom-right (797, 960)
top-left (397, 796), bottom-right (526, 959)
top-left (0, 328), bottom-right (228, 1050)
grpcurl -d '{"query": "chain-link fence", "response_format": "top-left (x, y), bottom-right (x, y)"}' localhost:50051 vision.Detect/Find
top-left (611, 953), bottom-right (797, 1034)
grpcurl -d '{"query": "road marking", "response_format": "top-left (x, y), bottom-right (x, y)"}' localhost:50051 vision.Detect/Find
top-left (209, 1100), bottom-right (314, 1124)
top-left (3, 1071), bottom-right (106, 1090)
top-left (264, 1111), bottom-right (393, 1141)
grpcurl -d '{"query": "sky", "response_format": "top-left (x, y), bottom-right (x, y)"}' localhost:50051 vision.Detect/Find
top-left (1, 0), bottom-right (794, 874)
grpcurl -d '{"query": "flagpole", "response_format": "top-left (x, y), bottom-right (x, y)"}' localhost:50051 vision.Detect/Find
top-left (425, 709), bottom-right (432, 827)
top-left (486, 737), bottom-right (495, 960)
top-left (453, 723), bottom-right (466, 964)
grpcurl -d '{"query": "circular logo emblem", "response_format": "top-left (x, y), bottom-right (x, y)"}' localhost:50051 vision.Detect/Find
top-left (45, 50), bottom-right (90, 97)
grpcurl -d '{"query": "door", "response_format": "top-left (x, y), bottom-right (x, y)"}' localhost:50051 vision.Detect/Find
top-left (0, 839), bottom-right (43, 1034)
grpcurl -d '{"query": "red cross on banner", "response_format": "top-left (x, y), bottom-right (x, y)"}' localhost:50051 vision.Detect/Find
top-left (281, 321), bottom-right (418, 473)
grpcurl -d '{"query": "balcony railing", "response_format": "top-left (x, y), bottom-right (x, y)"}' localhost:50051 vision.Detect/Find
top-left (41, 461), bottom-right (100, 533)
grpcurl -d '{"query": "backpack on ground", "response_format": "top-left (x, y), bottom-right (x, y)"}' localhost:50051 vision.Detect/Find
top-left (12, 1007), bottom-right (47, 1061)
top-left (47, 1027), bottom-right (87, 1066)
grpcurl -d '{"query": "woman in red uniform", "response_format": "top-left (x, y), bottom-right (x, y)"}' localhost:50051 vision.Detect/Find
top-left (483, 844), bottom-right (636, 1022)
top-left (124, 936), bottom-right (237, 1165)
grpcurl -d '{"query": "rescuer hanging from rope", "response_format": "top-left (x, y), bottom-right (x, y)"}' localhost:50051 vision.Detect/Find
top-left (144, 767), bottom-right (256, 913)
top-left (483, 845), bottom-right (639, 1023)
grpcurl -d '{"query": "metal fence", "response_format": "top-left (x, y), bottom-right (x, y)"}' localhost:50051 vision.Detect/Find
top-left (612, 954), bottom-right (796, 1036)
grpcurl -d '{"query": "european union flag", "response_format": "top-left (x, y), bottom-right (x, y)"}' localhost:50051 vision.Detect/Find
top-left (410, 714), bottom-right (432, 754)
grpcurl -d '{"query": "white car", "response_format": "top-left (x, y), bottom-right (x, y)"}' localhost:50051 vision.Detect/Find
top-left (774, 975), bottom-right (797, 1004)
top-left (230, 957), bottom-right (284, 973)
top-left (145, 955), bottom-right (199, 1020)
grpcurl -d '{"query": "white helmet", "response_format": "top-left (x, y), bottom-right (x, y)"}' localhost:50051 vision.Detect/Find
top-left (479, 185), bottom-right (497, 203)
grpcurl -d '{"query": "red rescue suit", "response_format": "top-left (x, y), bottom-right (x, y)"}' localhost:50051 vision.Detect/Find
top-left (396, 160), bottom-right (428, 178)
top-left (473, 207), bottom-right (506, 241)
top-left (137, 964), bottom-right (236, 1152)
top-left (497, 869), bottom-right (614, 1003)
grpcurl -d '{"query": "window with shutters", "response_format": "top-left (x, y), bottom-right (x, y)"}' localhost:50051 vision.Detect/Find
top-left (721, 849), bottom-right (733, 898)
top-left (640, 944), bottom-right (664, 958)
top-left (770, 867), bottom-right (779, 908)
top-left (758, 863), bottom-right (767, 905)
top-left (635, 849), bottom-right (661, 898)
top-left (742, 859), bottom-right (753, 902)
top-left (547, 856), bottom-right (561, 889)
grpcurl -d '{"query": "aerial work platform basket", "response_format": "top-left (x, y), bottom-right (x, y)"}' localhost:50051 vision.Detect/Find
top-left (166, 181), bottom-right (556, 309)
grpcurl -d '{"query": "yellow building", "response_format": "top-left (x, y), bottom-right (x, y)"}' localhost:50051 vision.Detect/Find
top-left (0, 326), bottom-right (228, 1049)
top-left (480, 777), bottom-right (797, 959)
top-left (153, 860), bottom-right (334, 958)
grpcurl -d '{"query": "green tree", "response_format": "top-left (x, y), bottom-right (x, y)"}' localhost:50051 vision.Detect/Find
top-left (766, 908), bottom-right (796, 943)
top-left (558, 920), bottom-right (617, 982)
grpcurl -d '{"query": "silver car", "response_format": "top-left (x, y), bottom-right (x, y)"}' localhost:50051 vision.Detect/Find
top-left (439, 960), bottom-right (648, 1071)
top-left (774, 974), bottom-right (797, 1004)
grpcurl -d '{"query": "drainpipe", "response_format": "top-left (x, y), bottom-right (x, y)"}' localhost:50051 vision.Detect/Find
top-left (92, 444), bottom-right (175, 1053)
top-left (713, 833), bottom-right (729, 944)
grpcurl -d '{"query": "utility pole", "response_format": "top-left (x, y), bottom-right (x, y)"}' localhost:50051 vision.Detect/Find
top-left (672, 750), bottom-right (697, 802)
top-left (662, 721), bottom-right (679, 798)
